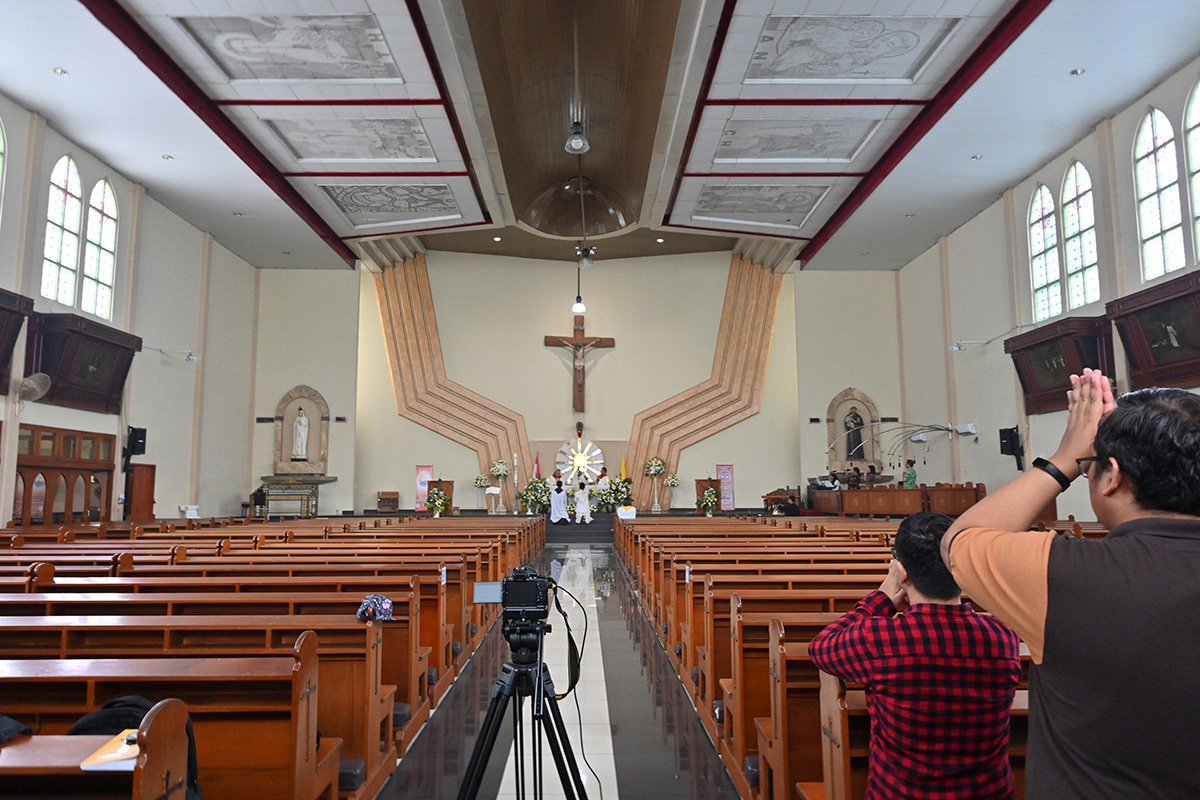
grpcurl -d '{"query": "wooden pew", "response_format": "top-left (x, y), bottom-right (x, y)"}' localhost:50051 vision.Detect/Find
top-left (0, 631), bottom-right (340, 800)
top-left (818, 674), bottom-right (1028, 800)
top-left (0, 697), bottom-right (189, 800)
top-left (0, 614), bottom-right (396, 800)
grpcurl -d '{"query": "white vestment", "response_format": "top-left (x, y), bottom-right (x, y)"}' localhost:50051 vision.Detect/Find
top-left (292, 411), bottom-right (309, 459)
top-left (574, 488), bottom-right (592, 523)
top-left (549, 488), bottom-right (569, 523)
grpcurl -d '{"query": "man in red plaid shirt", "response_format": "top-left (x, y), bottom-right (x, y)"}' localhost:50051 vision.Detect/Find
top-left (810, 511), bottom-right (1022, 799)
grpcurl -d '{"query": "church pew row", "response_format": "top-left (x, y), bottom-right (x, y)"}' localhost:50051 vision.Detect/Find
top-left (816, 673), bottom-right (1028, 800)
top-left (0, 614), bottom-right (396, 800)
top-left (0, 631), bottom-right (340, 800)
top-left (0, 588), bottom-right (431, 756)
top-left (0, 697), bottom-right (190, 800)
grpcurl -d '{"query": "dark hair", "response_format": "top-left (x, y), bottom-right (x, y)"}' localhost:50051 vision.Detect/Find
top-left (556, 480), bottom-right (563, 489)
top-left (867, 465), bottom-right (876, 473)
top-left (906, 459), bottom-right (915, 467)
top-left (788, 495), bottom-right (796, 502)
top-left (1093, 388), bottom-right (1200, 515)
top-left (579, 482), bottom-right (586, 490)
top-left (893, 511), bottom-right (960, 600)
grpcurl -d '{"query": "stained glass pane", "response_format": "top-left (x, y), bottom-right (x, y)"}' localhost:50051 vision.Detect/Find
top-left (60, 230), bottom-right (78, 268)
top-left (1136, 156), bottom-right (1158, 198)
top-left (1063, 167), bottom-right (1077, 199)
top-left (1075, 163), bottom-right (1092, 193)
top-left (1032, 254), bottom-right (1047, 287)
top-left (47, 187), bottom-right (65, 225)
top-left (1079, 193), bottom-right (1095, 229)
top-left (80, 279), bottom-right (96, 314)
top-left (1144, 239), bottom-right (1165, 280)
top-left (1068, 273), bottom-right (1085, 308)
top-left (1066, 236), bottom-right (1083, 272)
top-left (83, 245), bottom-right (99, 278)
top-left (64, 196), bottom-right (81, 233)
top-left (1190, 127), bottom-right (1200, 170)
top-left (1161, 184), bottom-right (1182, 228)
top-left (1043, 216), bottom-right (1058, 249)
top-left (57, 269), bottom-right (74, 303)
top-left (1063, 201), bottom-right (1079, 235)
top-left (1157, 142), bottom-right (1179, 186)
top-left (96, 286), bottom-right (111, 320)
top-left (1029, 221), bottom-right (1044, 254)
top-left (1083, 229), bottom-right (1098, 265)
top-left (44, 225), bottom-right (62, 260)
top-left (1034, 288), bottom-right (1050, 321)
top-left (1136, 118), bottom-right (1154, 157)
top-left (1164, 227), bottom-right (1186, 272)
top-left (1085, 267), bottom-right (1100, 304)
top-left (64, 161), bottom-right (80, 197)
top-left (101, 217), bottom-right (116, 251)
top-left (50, 156), bottom-right (69, 186)
top-left (40, 262), bottom-right (57, 298)
top-left (1141, 195), bottom-right (1162, 236)
top-left (1045, 247), bottom-right (1060, 282)
top-left (1048, 283), bottom-right (1063, 317)
top-left (86, 208), bottom-right (101, 244)
top-left (1152, 110), bottom-right (1174, 148)
top-left (99, 250), bottom-right (114, 284)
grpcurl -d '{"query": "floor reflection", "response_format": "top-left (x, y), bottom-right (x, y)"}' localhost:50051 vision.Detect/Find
top-left (378, 544), bottom-right (739, 800)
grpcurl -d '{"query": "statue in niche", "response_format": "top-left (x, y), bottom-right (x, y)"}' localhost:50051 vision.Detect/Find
top-left (844, 406), bottom-right (865, 460)
top-left (292, 408), bottom-right (310, 461)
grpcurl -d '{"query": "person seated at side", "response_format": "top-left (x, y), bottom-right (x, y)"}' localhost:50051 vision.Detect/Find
top-left (548, 480), bottom-right (569, 525)
top-left (779, 495), bottom-right (802, 516)
top-left (846, 466), bottom-right (862, 489)
top-left (809, 511), bottom-right (1021, 800)
top-left (865, 464), bottom-right (878, 488)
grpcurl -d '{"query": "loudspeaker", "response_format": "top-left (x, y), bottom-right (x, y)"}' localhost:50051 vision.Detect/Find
top-left (128, 427), bottom-right (147, 456)
top-left (998, 427), bottom-right (1020, 456)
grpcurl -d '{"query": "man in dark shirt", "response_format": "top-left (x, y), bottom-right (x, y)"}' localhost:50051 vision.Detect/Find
top-left (810, 511), bottom-right (1021, 800)
top-left (779, 495), bottom-right (801, 516)
top-left (942, 370), bottom-right (1200, 798)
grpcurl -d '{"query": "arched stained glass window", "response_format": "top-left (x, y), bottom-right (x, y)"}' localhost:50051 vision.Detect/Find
top-left (1029, 184), bottom-right (1062, 321)
top-left (82, 180), bottom-right (117, 320)
top-left (1134, 108), bottom-right (1185, 280)
top-left (1186, 81), bottom-right (1200, 256)
top-left (1062, 162), bottom-right (1099, 308)
top-left (42, 155), bottom-right (83, 304)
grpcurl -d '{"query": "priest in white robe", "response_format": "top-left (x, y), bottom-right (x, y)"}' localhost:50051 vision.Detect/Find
top-left (549, 480), bottom-right (570, 524)
top-left (574, 482), bottom-right (592, 524)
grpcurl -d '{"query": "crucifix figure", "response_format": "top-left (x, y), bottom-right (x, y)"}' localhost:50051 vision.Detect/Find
top-left (544, 315), bottom-right (614, 412)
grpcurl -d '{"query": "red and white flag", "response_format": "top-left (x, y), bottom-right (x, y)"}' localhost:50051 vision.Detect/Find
top-left (534, 454), bottom-right (541, 479)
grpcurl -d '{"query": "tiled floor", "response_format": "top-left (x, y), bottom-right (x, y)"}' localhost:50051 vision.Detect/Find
top-left (377, 540), bottom-right (741, 800)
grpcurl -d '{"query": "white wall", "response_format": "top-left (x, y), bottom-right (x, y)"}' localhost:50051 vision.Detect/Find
top-left (354, 250), bottom-right (802, 511)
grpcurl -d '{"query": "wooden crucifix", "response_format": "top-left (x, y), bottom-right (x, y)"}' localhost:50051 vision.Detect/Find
top-left (544, 315), bottom-right (614, 412)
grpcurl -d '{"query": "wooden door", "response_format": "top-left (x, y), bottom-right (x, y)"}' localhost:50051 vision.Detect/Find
top-left (126, 463), bottom-right (156, 520)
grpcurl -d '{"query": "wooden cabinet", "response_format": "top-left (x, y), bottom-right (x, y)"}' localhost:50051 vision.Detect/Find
top-left (126, 463), bottom-right (156, 520)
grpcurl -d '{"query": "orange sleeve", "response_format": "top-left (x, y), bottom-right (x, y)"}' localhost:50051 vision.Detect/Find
top-left (948, 527), bottom-right (1054, 663)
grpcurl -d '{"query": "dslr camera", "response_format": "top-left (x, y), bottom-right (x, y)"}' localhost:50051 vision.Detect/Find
top-left (474, 564), bottom-right (553, 624)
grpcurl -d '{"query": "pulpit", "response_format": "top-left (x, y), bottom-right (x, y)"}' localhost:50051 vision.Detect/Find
top-left (695, 478), bottom-right (720, 514)
top-left (428, 479), bottom-right (454, 515)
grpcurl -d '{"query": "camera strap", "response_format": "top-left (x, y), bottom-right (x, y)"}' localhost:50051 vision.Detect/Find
top-left (551, 585), bottom-right (582, 698)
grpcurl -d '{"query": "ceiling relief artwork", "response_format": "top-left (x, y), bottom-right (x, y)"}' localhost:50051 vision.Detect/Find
top-left (746, 16), bottom-right (961, 83)
top-left (177, 14), bottom-right (402, 82)
top-left (14, 0), bottom-right (1194, 271)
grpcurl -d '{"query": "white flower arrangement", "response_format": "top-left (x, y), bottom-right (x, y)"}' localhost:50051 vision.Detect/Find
top-left (473, 474), bottom-right (490, 488)
top-left (696, 487), bottom-right (719, 514)
top-left (426, 487), bottom-right (449, 515)
top-left (663, 473), bottom-right (680, 488)
top-left (489, 459), bottom-right (510, 479)
top-left (521, 478), bottom-right (552, 512)
top-left (644, 456), bottom-right (665, 477)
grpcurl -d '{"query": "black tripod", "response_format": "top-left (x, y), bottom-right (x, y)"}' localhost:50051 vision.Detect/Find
top-left (457, 619), bottom-right (589, 800)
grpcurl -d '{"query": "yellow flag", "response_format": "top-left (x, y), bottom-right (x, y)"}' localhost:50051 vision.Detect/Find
top-left (620, 453), bottom-right (627, 480)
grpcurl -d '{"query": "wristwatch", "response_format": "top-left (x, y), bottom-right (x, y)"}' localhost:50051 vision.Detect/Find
top-left (1033, 457), bottom-right (1072, 491)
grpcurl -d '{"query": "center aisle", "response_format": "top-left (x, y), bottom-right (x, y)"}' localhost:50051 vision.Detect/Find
top-left (377, 538), bottom-right (741, 800)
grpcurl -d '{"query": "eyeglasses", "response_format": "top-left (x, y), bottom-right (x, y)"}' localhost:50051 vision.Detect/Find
top-left (1075, 456), bottom-right (1102, 480)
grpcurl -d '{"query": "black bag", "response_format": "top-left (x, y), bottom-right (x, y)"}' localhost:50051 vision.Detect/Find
top-left (69, 695), bottom-right (203, 800)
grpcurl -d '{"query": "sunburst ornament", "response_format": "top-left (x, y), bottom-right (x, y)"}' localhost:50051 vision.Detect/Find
top-left (555, 437), bottom-right (604, 485)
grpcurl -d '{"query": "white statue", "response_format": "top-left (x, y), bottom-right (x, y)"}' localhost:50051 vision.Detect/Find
top-left (292, 408), bottom-right (309, 460)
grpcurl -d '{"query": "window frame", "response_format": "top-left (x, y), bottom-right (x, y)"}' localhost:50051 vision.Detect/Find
top-left (1028, 183), bottom-right (1063, 322)
top-left (1060, 161), bottom-right (1100, 310)
top-left (81, 179), bottom-right (117, 321)
top-left (40, 156), bottom-right (119, 320)
top-left (41, 155), bottom-right (84, 307)
top-left (1133, 107), bottom-right (1186, 282)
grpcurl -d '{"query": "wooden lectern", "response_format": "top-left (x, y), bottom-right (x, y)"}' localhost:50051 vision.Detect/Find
top-left (428, 479), bottom-right (454, 515)
top-left (695, 478), bottom-right (720, 514)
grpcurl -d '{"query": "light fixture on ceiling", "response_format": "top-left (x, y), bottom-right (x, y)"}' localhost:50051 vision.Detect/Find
top-left (577, 245), bottom-right (594, 268)
top-left (564, 121), bottom-right (590, 155)
top-left (1069, 68), bottom-right (1086, 76)
top-left (656, 238), bottom-right (664, 243)
top-left (161, 154), bottom-right (174, 161)
top-left (571, 264), bottom-right (586, 314)
top-left (493, 236), bottom-right (502, 242)
top-left (52, 67), bottom-right (68, 76)
top-left (970, 154), bottom-right (983, 160)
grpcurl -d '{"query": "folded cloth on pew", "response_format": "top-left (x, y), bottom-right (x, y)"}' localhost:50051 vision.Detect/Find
top-left (357, 593), bottom-right (394, 621)
top-left (0, 714), bottom-right (32, 745)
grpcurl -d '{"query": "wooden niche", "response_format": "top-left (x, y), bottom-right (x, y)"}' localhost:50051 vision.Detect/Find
top-left (1106, 270), bottom-right (1200, 390)
top-left (0, 288), bottom-right (34, 391)
top-left (1004, 316), bottom-right (1114, 414)
top-left (13, 423), bottom-right (117, 525)
top-left (25, 313), bottom-right (142, 414)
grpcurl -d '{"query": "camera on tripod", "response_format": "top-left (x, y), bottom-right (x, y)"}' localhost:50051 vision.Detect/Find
top-left (474, 564), bottom-right (553, 623)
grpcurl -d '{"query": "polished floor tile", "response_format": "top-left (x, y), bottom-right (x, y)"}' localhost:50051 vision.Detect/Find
top-left (376, 542), bottom-right (741, 800)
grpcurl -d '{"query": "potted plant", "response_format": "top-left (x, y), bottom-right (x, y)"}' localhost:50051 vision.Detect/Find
top-left (426, 487), bottom-right (449, 518)
top-left (696, 487), bottom-right (719, 517)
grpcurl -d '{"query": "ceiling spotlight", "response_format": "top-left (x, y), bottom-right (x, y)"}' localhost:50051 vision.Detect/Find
top-left (656, 238), bottom-right (664, 243)
top-left (52, 67), bottom-right (68, 76)
top-left (1069, 68), bottom-right (1085, 76)
top-left (493, 236), bottom-right (502, 242)
top-left (232, 212), bottom-right (244, 217)
top-left (577, 245), bottom-right (595, 269)
top-left (970, 154), bottom-right (983, 160)
top-left (564, 121), bottom-right (590, 155)
top-left (161, 154), bottom-right (174, 161)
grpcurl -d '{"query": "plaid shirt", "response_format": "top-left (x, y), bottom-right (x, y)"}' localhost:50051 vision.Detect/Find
top-left (809, 590), bottom-right (1021, 800)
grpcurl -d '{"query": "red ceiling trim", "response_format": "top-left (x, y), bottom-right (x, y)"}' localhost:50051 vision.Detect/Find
top-left (76, 0), bottom-right (358, 267)
top-left (684, 171), bottom-right (868, 178)
top-left (403, 0), bottom-right (492, 226)
top-left (663, 221), bottom-right (808, 242)
top-left (284, 171), bottom-right (471, 178)
top-left (343, 220), bottom-right (492, 240)
top-left (706, 98), bottom-right (928, 107)
top-left (797, 0), bottom-right (1056, 266)
top-left (215, 98), bottom-right (445, 106)
top-left (661, 0), bottom-right (740, 226)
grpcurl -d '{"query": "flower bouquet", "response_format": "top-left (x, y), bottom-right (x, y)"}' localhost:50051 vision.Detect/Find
top-left (473, 474), bottom-right (490, 488)
top-left (696, 487), bottom-right (719, 516)
top-left (521, 478), bottom-right (552, 513)
top-left (489, 459), bottom-right (510, 479)
top-left (426, 487), bottom-right (449, 517)
top-left (663, 474), bottom-right (680, 488)
top-left (644, 456), bottom-right (665, 477)
top-left (612, 477), bottom-right (634, 508)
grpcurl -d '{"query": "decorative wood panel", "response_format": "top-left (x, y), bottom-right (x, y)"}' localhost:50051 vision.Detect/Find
top-left (1003, 316), bottom-right (1114, 414)
top-left (626, 254), bottom-right (782, 509)
top-left (0, 289), bottom-right (34, 392)
top-left (1106, 270), bottom-right (1200, 391)
top-left (374, 254), bottom-right (531, 508)
top-left (25, 313), bottom-right (142, 414)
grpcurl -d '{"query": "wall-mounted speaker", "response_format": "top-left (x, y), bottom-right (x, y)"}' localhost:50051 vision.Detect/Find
top-left (128, 426), bottom-right (147, 456)
top-left (999, 427), bottom-right (1020, 456)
